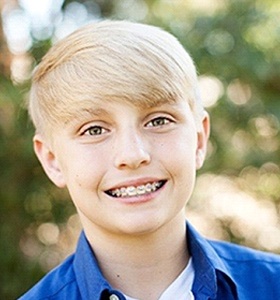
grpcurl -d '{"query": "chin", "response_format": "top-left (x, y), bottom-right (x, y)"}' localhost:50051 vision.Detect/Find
top-left (113, 216), bottom-right (166, 237)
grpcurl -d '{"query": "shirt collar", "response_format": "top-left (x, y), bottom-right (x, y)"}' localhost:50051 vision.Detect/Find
top-left (73, 223), bottom-right (238, 299)
top-left (73, 232), bottom-right (116, 299)
top-left (187, 223), bottom-right (238, 299)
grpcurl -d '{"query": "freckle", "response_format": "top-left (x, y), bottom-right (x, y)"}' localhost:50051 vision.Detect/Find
top-left (117, 274), bottom-right (120, 278)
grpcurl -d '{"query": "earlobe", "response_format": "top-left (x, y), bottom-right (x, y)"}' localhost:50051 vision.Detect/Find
top-left (33, 134), bottom-right (66, 188)
top-left (196, 111), bottom-right (210, 170)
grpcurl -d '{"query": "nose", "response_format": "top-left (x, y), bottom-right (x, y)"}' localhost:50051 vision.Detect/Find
top-left (113, 128), bottom-right (151, 170)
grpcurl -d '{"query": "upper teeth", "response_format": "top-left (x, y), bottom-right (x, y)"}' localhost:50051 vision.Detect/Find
top-left (110, 181), bottom-right (162, 198)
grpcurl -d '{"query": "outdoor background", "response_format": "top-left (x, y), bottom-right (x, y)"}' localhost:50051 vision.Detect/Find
top-left (0, 0), bottom-right (279, 298)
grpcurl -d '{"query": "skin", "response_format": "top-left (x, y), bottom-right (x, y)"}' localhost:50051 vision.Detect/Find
top-left (34, 97), bottom-right (209, 299)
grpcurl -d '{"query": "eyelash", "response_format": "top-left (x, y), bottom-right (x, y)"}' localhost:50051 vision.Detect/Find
top-left (81, 116), bottom-right (173, 136)
top-left (83, 126), bottom-right (107, 136)
top-left (146, 116), bottom-right (173, 128)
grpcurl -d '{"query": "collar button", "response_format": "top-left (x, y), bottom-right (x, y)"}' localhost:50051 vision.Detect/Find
top-left (110, 295), bottom-right (120, 300)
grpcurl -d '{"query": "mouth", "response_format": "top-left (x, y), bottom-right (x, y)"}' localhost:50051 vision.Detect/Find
top-left (105, 180), bottom-right (167, 198)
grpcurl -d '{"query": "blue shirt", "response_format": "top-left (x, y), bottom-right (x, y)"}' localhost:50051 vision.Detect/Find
top-left (19, 223), bottom-right (280, 299)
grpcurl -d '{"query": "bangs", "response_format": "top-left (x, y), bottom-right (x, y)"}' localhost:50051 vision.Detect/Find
top-left (29, 21), bottom-right (202, 135)
top-left (34, 51), bottom-right (188, 126)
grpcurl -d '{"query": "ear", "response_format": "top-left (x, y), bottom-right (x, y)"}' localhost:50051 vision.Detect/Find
top-left (33, 134), bottom-right (66, 188)
top-left (196, 111), bottom-right (210, 170)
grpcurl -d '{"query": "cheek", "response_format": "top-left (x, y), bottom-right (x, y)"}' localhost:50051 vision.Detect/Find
top-left (160, 132), bottom-right (197, 166)
top-left (163, 134), bottom-right (197, 185)
top-left (68, 149), bottom-right (109, 188)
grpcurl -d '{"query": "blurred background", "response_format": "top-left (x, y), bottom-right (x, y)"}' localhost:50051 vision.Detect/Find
top-left (0, 0), bottom-right (279, 298)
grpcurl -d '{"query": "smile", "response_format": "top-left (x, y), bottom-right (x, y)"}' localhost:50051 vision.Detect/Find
top-left (106, 180), bottom-right (166, 198)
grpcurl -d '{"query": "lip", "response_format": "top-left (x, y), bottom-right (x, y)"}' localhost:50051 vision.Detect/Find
top-left (104, 178), bottom-right (167, 204)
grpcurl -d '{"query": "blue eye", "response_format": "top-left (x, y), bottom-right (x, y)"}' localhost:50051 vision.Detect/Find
top-left (146, 117), bottom-right (171, 127)
top-left (84, 126), bottom-right (106, 136)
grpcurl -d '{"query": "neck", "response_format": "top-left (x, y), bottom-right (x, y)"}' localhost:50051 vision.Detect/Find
top-left (83, 213), bottom-right (189, 300)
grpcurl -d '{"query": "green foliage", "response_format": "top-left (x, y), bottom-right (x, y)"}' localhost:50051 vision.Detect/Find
top-left (1, 0), bottom-right (279, 298)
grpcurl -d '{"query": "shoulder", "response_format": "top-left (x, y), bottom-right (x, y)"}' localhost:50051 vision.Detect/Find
top-left (210, 239), bottom-right (280, 296)
top-left (210, 239), bottom-right (280, 265)
top-left (188, 223), bottom-right (280, 298)
top-left (18, 254), bottom-right (80, 300)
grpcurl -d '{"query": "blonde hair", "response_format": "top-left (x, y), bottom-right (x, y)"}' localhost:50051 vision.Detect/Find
top-left (29, 20), bottom-right (204, 136)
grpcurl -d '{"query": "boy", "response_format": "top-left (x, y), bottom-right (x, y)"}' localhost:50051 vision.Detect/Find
top-left (20, 20), bottom-right (280, 300)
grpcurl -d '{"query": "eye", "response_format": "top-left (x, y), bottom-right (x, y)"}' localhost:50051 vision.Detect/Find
top-left (146, 117), bottom-right (172, 128)
top-left (83, 126), bottom-right (107, 136)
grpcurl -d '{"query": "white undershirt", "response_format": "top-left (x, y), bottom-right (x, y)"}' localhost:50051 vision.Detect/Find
top-left (123, 257), bottom-right (195, 300)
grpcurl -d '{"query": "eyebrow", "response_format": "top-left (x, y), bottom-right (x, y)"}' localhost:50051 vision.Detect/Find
top-left (135, 91), bottom-right (178, 108)
top-left (72, 107), bottom-right (112, 123)
top-left (79, 107), bottom-right (110, 117)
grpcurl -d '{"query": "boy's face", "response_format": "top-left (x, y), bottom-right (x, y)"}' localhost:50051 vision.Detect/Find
top-left (34, 97), bottom-right (209, 236)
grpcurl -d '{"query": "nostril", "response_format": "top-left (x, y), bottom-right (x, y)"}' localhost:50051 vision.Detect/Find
top-left (114, 148), bottom-right (151, 169)
top-left (115, 153), bottom-right (151, 169)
